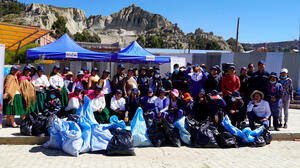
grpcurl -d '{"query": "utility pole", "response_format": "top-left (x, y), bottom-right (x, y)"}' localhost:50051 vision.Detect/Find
top-left (235, 17), bottom-right (240, 52)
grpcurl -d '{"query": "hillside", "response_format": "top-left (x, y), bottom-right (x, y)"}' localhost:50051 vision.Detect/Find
top-left (242, 40), bottom-right (298, 52)
top-left (0, 1), bottom-right (243, 51)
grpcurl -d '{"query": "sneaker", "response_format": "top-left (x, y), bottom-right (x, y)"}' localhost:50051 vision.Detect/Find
top-left (284, 124), bottom-right (288, 129)
top-left (275, 127), bottom-right (280, 131)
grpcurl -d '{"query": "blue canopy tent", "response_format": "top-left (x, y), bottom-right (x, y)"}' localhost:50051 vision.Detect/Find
top-left (111, 41), bottom-right (170, 63)
top-left (27, 34), bottom-right (111, 61)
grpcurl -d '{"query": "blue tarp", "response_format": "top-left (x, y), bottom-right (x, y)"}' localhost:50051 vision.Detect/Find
top-left (112, 41), bottom-right (170, 63)
top-left (27, 34), bottom-right (111, 61)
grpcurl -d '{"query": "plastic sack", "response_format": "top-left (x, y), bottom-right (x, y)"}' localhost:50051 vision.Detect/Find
top-left (110, 115), bottom-right (126, 130)
top-left (147, 120), bottom-right (166, 147)
top-left (193, 120), bottom-right (219, 148)
top-left (43, 118), bottom-right (68, 149)
top-left (76, 96), bottom-right (98, 124)
top-left (67, 114), bottom-right (80, 123)
top-left (90, 124), bottom-right (113, 151)
top-left (222, 115), bottom-right (246, 139)
top-left (130, 107), bottom-right (152, 147)
top-left (161, 118), bottom-right (181, 147)
top-left (262, 129), bottom-right (272, 144)
top-left (61, 121), bottom-right (83, 156)
top-left (250, 136), bottom-right (266, 147)
top-left (174, 116), bottom-right (191, 145)
top-left (77, 117), bottom-right (92, 153)
top-left (20, 117), bottom-right (33, 136)
top-left (216, 132), bottom-right (237, 148)
top-left (32, 115), bottom-right (48, 136)
top-left (222, 115), bottom-right (265, 143)
top-left (106, 128), bottom-right (135, 156)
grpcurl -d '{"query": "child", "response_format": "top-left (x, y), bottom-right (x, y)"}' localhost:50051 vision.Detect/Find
top-left (267, 72), bottom-right (283, 131)
top-left (43, 89), bottom-right (62, 116)
top-left (226, 91), bottom-right (244, 127)
top-left (207, 90), bottom-right (226, 125)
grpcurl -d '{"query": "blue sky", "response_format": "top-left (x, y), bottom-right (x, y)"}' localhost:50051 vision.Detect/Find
top-left (18, 0), bottom-right (300, 43)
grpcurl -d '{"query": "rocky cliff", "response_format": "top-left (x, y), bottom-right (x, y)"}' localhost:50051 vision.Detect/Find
top-left (0, 3), bottom-right (243, 50)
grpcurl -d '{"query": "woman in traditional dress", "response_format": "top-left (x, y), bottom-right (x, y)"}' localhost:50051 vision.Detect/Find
top-left (3, 66), bottom-right (24, 127)
top-left (31, 65), bottom-right (50, 114)
top-left (88, 85), bottom-right (110, 124)
top-left (49, 65), bottom-right (68, 108)
top-left (19, 66), bottom-right (36, 118)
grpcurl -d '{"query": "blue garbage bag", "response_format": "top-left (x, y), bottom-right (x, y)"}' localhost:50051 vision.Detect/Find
top-left (222, 115), bottom-right (247, 140)
top-left (90, 124), bottom-right (113, 151)
top-left (222, 115), bottom-right (265, 143)
top-left (130, 107), bottom-right (152, 147)
top-left (173, 116), bottom-right (191, 145)
top-left (76, 96), bottom-right (98, 124)
top-left (249, 126), bottom-right (264, 137)
top-left (43, 118), bottom-right (68, 149)
top-left (61, 121), bottom-right (83, 156)
top-left (110, 115), bottom-right (126, 130)
top-left (77, 117), bottom-right (92, 153)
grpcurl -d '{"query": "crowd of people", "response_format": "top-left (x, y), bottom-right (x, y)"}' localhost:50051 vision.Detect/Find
top-left (3, 60), bottom-right (294, 131)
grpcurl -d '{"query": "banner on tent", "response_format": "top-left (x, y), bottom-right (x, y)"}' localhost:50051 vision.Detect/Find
top-left (66, 52), bottom-right (78, 59)
top-left (146, 56), bottom-right (155, 61)
top-left (0, 44), bottom-right (5, 128)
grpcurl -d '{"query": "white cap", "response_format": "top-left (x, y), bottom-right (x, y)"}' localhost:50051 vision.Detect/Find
top-left (281, 68), bottom-right (288, 73)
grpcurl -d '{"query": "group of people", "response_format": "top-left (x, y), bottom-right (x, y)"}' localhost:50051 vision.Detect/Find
top-left (3, 60), bottom-right (294, 131)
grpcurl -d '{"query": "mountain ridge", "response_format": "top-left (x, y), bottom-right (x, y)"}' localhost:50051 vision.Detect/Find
top-left (0, 2), bottom-right (243, 51)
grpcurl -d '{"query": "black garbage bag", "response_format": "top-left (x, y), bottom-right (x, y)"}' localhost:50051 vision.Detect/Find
top-left (216, 132), bottom-right (237, 148)
top-left (161, 118), bottom-right (181, 147)
top-left (31, 114), bottom-right (48, 136)
top-left (250, 136), bottom-right (266, 147)
top-left (185, 117), bottom-right (200, 146)
top-left (67, 114), bottom-right (80, 123)
top-left (106, 128), bottom-right (135, 156)
top-left (20, 112), bottom-right (39, 136)
top-left (45, 114), bottom-right (57, 136)
top-left (193, 120), bottom-right (219, 148)
top-left (20, 114), bottom-right (34, 136)
top-left (262, 129), bottom-right (272, 144)
top-left (147, 120), bottom-right (166, 147)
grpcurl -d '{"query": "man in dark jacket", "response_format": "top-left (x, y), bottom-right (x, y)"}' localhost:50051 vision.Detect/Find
top-left (112, 64), bottom-right (126, 93)
top-left (250, 60), bottom-right (270, 98)
top-left (247, 63), bottom-right (255, 77)
top-left (171, 64), bottom-right (185, 91)
top-left (239, 67), bottom-right (250, 122)
top-left (137, 67), bottom-right (149, 98)
top-left (204, 65), bottom-right (222, 93)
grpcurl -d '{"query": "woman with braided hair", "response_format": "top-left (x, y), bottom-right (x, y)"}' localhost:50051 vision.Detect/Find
top-left (3, 66), bottom-right (24, 127)
top-left (19, 66), bottom-right (36, 118)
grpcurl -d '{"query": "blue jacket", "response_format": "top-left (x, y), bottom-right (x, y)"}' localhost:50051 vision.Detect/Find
top-left (190, 72), bottom-right (208, 98)
top-left (267, 82), bottom-right (283, 111)
top-left (140, 95), bottom-right (157, 113)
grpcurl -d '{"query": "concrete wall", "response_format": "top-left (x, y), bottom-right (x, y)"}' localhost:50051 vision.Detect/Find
top-left (192, 52), bottom-right (300, 91)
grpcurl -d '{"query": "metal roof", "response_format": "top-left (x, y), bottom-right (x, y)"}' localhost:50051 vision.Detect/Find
top-left (0, 22), bottom-right (51, 51)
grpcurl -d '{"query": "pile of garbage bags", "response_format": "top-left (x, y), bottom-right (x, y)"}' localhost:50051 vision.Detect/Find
top-left (132, 111), bottom-right (272, 149)
top-left (43, 96), bottom-right (135, 156)
top-left (22, 96), bottom-right (273, 157)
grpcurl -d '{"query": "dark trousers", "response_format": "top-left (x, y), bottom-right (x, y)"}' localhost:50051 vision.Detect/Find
top-left (269, 116), bottom-right (279, 129)
top-left (248, 111), bottom-right (269, 130)
top-left (227, 112), bottom-right (240, 127)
